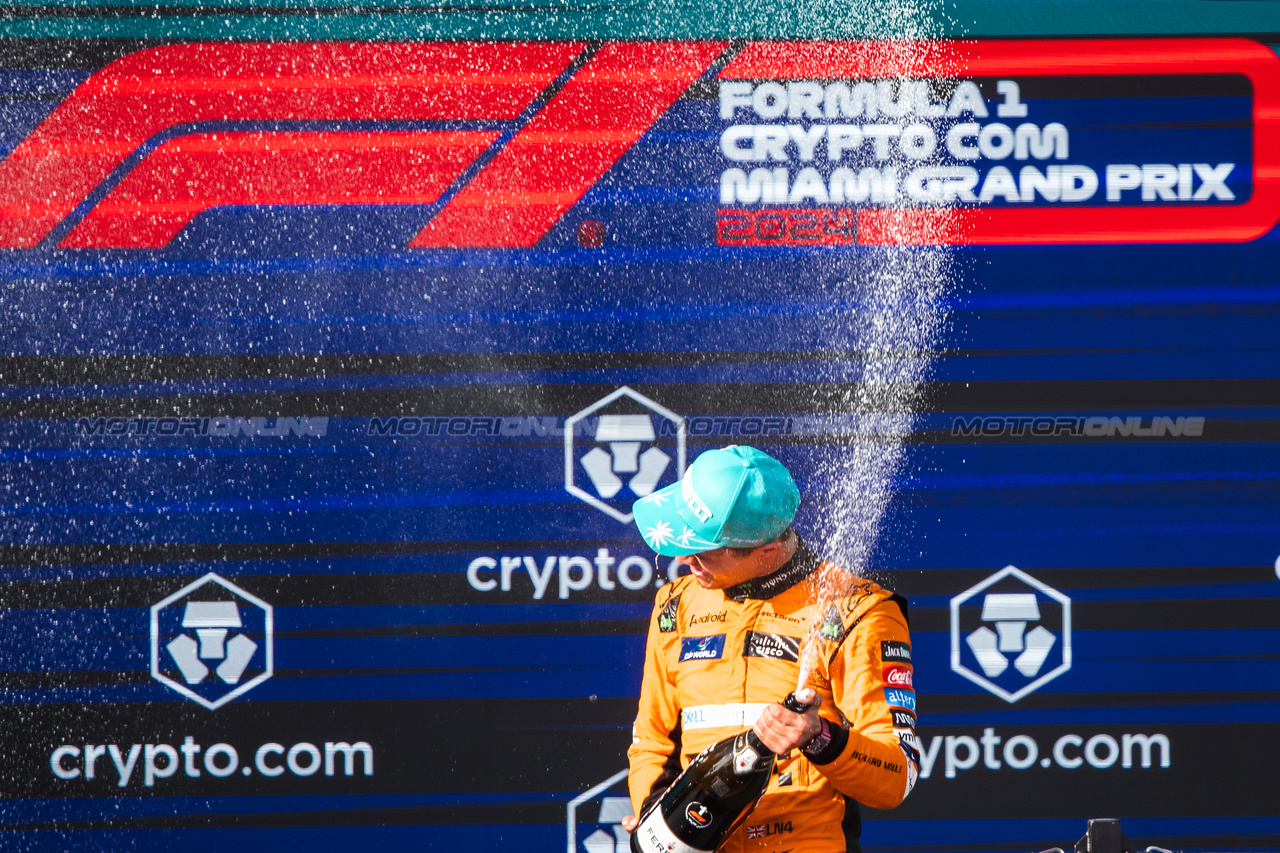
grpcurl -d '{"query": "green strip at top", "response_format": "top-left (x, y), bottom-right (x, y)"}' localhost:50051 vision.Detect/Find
top-left (0, 0), bottom-right (1277, 40)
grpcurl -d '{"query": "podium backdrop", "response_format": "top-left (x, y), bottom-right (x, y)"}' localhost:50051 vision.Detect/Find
top-left (0, 5), bottom-right (1277, 851)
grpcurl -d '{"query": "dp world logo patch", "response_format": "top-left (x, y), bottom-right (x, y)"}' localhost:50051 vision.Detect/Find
top-left (565, 386), bottom-right (685, 523)
top-left (150, 573), bottom-right (273, 710)
top-left (950, 565), bottom-right (1071, 704)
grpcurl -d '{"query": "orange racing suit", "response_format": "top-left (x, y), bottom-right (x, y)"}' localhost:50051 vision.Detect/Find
top-left (628, 542), bottom-right (919, 853)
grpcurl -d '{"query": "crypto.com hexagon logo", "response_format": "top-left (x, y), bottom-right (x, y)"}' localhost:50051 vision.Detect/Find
top-left (950, 565), bottom-right (1071, 704)
top-left (567, 769), bottom-right (632, 853)
top-left (150, 573), bottom-right (273, 710)
top-left (565, 386), bottom-right (685, 523)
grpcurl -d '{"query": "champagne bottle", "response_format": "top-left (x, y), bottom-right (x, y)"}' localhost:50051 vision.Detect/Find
top-left (630, 693), bottom-right (811, 853)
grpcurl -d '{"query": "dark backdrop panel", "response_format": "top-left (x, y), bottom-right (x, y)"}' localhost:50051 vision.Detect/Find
top-left (0, 31), bottom-right (1276, 853)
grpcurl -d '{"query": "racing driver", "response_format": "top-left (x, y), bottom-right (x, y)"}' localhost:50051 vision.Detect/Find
top-left (621, 445), bottom-right (920, 853)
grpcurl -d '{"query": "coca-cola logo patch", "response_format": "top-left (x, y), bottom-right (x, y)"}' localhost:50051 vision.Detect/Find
top-left (884, 665), bottom-right (913, 688)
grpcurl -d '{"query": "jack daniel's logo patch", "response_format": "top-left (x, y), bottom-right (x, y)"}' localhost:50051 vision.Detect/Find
top-left (881, 640), bottom-right (912, 663)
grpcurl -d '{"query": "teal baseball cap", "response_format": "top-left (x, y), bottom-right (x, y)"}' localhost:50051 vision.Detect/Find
top-left (632, 445), bottom-right (800, 556)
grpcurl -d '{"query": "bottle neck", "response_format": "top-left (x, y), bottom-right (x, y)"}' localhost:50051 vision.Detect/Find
top-left (742, 727), bottom-right (775, 758)
top-left (743, 693), bottom-right (811, 757)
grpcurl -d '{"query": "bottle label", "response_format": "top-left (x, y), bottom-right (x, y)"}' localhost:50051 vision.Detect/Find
top-left (633, 811), bottom-right (714, 853)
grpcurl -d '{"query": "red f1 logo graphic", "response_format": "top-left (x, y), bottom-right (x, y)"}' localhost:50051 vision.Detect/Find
top-left (0, 41), bottom-right (725, 249)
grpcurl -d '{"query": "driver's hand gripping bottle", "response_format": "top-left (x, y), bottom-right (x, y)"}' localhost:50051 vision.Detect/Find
top-left (630, 693), bottom-right (812, 853)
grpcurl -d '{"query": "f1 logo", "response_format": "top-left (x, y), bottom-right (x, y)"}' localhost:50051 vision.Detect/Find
top-left (0, 41), bottom-right (725, 249)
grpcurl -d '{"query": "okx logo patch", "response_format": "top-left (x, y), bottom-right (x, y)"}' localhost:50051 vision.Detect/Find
top-left (950, 565), bottom-right (1072, 703)
top-left (150, 573), bottom-right (273, 710)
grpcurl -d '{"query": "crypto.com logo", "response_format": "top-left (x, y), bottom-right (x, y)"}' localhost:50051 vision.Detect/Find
top-left (0, 41), bottom-right (723, 249)
top-left (950, 565), bottom-right (1071, 703)
top-left (150, 573), bottom-right (274, 710)
top-left (567, 769), bottom-right (633, 853)
top-left (565, 386), bottom-right (685, 523)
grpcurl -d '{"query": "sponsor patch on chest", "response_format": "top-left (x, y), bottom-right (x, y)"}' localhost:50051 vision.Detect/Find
top-left (758, 610), bottom-right (806, 627)
top-left (657, 593), bottom-right (680, 633)
top-left (679, 634), bottom-right (726, 662)
top-left (819, 604), bottom-right (844, 641)
top-left (660, 591), bottom-right (680, 630)
top-left (688, 610), bottom-right (727, 627)
top-left (742, 631), bottom-right (801, 662)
